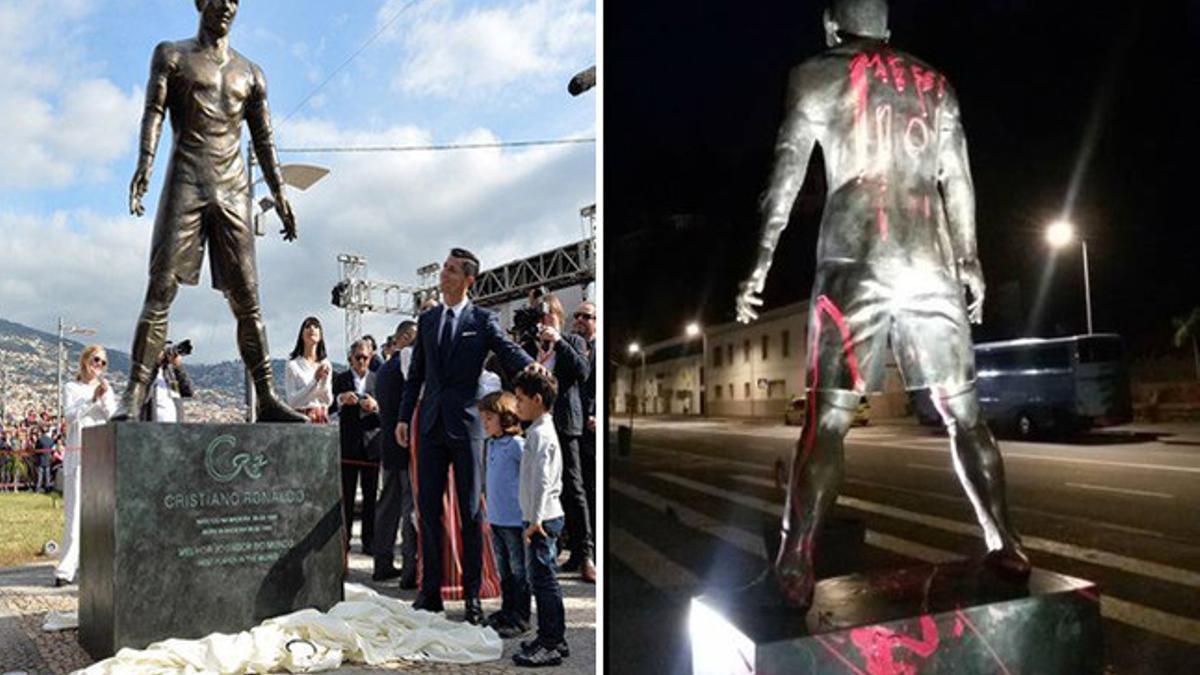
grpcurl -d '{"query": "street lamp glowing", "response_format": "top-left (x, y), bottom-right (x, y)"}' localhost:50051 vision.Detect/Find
top-left (685, 322), bottom-right (701, 338)
top-left (1045, 220), bottom-right (1075, 249)
top-left (628, 342), bottom-right (641, 355)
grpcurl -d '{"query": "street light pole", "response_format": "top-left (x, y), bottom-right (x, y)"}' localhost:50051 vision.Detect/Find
top-left (685, 322), bottom-right (703, 416)
top-left (57, 317), bottom-right (95, 424)
top-left (57, 317), bottom-right (64, 425)
top-left (246, 145), bottom-right (258, 422)
top-left (1081, 239), bottom-right (1093, 335)
top-left (245, 145), bottom-right (333, 421)
top-left (640, 351), bottom-right (647, 415)
top-left (1046, 220), bottom-right (1096, 336)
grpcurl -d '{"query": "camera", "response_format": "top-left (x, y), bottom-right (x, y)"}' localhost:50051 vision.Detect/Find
top-left (163, 339), bottom-right (193, 360)
top-left (513, 286), bottom-right (550, 355)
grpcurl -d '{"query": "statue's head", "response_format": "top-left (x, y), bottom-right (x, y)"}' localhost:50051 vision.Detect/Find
top-left (824, 0), bottom-right (889, 47)
top-left (196, 0), bottom-right (238, 37)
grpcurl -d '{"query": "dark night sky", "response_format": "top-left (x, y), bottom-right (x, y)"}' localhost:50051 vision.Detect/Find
top-left (605, 0), bottom-right (1200, 362)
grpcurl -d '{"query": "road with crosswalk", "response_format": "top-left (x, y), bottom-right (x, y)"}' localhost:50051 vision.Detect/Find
top-left (606, 418), bottom-right (1200, 674)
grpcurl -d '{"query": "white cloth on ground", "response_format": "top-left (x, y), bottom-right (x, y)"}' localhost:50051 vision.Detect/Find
top-left (72, 583), bottom-right (502, 674)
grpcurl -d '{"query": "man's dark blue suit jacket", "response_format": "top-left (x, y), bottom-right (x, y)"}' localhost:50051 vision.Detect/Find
top-left (376, 351), bottom-right (407, 473)
top-left (399, 301), bottom-right (533, 444)
top-left (548, 332), bottom-right (591, 438)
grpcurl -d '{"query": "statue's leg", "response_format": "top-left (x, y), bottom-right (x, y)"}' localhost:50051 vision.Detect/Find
top-left (209, 196), bottom-right (305, 423)
top-left (114, 273), bottom-right (179, 419)
top-left (224, 283), bottom-right (305, 423)
top-left (774, 388), bottom-right (859, 608)
top-left (929, 384), bottom-right (1031, 577)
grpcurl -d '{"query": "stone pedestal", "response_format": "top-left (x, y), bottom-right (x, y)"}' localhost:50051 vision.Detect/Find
top-left (79, 423), bottom-right (343, 659)
top-left (690, 561), bottom-right (1102, 674)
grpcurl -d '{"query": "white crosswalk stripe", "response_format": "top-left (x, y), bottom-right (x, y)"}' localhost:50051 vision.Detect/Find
top-left (610, 526), bottom-right (699, 591)
top-left (611, 446), bottom-right (1200, 647)
top-left (727, 473), bottom-right (1200, 590)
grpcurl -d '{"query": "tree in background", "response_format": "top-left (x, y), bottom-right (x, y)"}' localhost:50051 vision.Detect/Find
top-left (1172, 307), bottom-right (1200, 381)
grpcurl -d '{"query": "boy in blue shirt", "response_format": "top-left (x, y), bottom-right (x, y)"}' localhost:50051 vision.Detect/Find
top-left (478, 391), bottom-right (530, 638)
top-left (512, 369), bottom-right (567, 667)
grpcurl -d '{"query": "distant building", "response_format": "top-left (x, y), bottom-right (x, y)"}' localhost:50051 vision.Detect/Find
top-left (612, 300), bottom-right (911, 420)
top-left (611, 336), bottom-right (703, 416)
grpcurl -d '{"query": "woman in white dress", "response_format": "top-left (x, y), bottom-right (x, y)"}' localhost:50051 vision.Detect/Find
top-left (284, 316), bottom-right (334, 423)
top-left (55, 344), bottom-right (117, 586)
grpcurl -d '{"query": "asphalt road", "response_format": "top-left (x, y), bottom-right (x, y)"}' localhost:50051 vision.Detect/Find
top-left (606, 417), bottom-right (1200, 674)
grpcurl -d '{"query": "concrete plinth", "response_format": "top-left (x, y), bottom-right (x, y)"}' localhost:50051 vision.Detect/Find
top-left (691, 561), bottom-right (1102, 674)
top-left (79, 422), bottom-right (343, 659)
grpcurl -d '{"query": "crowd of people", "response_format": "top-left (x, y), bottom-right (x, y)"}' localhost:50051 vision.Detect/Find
top-left (35, 246), bottom-right (597, 668)
top-left (282, 247), bottom-right (598, 668)
top-left (0, 408), bottom-right (65, 494)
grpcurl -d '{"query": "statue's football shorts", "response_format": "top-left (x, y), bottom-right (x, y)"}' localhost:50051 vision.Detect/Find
top-left (805, 262), bottom-right (976, 395)
top-left (148, 179), bottom-right (257, 294)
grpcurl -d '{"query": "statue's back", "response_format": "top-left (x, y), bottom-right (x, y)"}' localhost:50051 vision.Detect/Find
top-left (794, 40), bottom-right (959, 270)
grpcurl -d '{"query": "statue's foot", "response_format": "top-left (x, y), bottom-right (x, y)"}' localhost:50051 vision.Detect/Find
top-left (774, 550), bottom-right (817, 609)
top-left (256, 394), bottom-right (307, 423)
top-left (726, 567), bottom-right (814, 613)
top-left (982, 542), bottom-right (1032, 580)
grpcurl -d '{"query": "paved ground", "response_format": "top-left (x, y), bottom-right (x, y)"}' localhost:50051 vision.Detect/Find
top-left (0, 549), bottom-right (595, 674)
top-left (608, 417), bottom-right (1200, 674)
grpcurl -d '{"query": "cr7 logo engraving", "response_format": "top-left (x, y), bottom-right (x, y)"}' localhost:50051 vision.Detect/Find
top-left (204, 435), bottom-right (268, 483)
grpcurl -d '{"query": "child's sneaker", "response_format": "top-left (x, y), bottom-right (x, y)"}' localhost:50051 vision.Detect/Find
top-left (513, 642), bottom-right (563, 667)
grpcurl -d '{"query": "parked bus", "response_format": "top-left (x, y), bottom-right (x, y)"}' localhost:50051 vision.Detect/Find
top-left (916, 334), bottom-right (1133, 437)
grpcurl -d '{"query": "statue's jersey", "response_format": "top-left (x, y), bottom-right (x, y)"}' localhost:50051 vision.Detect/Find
top-left (790, 42), bottom-right (961, 271)
top-left (154, 39), bottom-right (261, 191)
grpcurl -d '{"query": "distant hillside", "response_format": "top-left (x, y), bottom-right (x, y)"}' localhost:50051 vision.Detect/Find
top-left (0, 317), bottom-right (318, 423)
top-left (1, 317), bottom-right (354, 423)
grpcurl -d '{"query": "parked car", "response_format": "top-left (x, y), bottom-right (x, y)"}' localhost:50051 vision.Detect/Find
top-left (914, 334), bottom-right (1132, 438)
top-left (784, 395), bottom-right (869, 426)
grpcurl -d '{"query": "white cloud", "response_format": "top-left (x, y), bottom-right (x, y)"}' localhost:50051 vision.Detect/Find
top-left (0, 0), bottom-right (142, 189)
top-left (383, 0), bottom-right (595, 100)
top-left (0, 0), bottom-right (596, 366)
top-left (1, 119), bottom-right (594, 363)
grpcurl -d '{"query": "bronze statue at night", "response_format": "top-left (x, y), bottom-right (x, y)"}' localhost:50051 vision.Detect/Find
top-left (736, 0), bottom-right (1031, 608)
top-left (115, 0), bottom-right (305, 422)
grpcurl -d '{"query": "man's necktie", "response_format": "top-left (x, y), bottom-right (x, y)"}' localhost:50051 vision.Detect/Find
top-left (440, 309), bottom-right (455, 364)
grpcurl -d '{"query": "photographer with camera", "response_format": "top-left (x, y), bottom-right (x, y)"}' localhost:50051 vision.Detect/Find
top-left (521, 292), bottom-right (595, 583)
top-left (142, 339), bottom-right (194, 422)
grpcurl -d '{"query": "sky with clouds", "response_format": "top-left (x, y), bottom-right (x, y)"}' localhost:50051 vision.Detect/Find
top-left (0, 0), bottom-right (595, 363)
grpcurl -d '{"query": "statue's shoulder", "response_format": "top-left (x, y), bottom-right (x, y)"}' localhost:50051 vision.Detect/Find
top-left (230, 48), bottom-right (266, 81)
top-left (229, 48), bottom-right (258, 69)
top-left (151, 39), bottom-right (189, 66)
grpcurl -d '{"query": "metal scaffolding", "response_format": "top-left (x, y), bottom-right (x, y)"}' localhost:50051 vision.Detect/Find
top-left (334, 254), bottom-right (421, 355)
top-left (335, 205), bottom-right (597, 341)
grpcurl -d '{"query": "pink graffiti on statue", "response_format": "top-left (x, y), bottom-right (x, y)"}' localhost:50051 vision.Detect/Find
top-left (848, 615), bottom-right (940, 675)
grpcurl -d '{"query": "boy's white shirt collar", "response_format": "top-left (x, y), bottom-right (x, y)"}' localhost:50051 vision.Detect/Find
top-left (529, 411), bottom-right (553, 428)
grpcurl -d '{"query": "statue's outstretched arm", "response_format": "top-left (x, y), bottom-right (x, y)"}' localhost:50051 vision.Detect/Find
top-left (246, 65), bottom-right (297, 241)
top-left (936, 88), bottom-right (985, 324)
top-left (738, 66), bottom-right (819, 323)
top-left (130, 42), bottom-right (173, 216)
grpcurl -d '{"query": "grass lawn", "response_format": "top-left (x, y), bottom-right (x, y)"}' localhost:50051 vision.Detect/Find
top-left (0, 492), bottom-right (64, 567)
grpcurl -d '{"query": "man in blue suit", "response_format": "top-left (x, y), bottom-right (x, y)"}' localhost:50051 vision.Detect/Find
top-left (372, 320), bottom-right (418, 588)
top-left (397, 248), bottom-right (538, 624)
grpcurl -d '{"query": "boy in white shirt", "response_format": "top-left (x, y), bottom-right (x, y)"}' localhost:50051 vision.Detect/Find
top-left (511, 369), bottom-right (567, 667)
